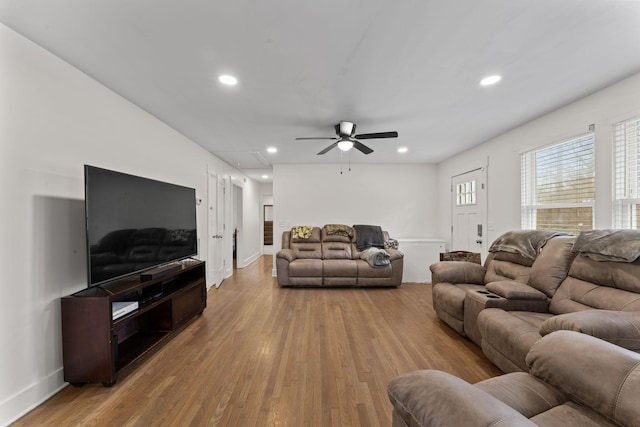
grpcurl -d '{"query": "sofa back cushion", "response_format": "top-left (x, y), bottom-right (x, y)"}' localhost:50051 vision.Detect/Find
top-left (549, 254), bottom-right (640, 314)
top-left (322, 242), bottom-right (352, 259)
top-left (484, 251), bottom-right (533, 284)
top-left (527, 331), bottom-right (640, 427)
top-left (527, 236), bottom-right (577, 297)
top-left (289, 227), bottom-right (322, 259)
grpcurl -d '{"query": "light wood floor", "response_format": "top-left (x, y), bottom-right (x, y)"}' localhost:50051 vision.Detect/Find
top-left (14, 256), bottom-right (501, 427)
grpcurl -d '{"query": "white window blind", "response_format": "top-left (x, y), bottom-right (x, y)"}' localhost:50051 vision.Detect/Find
top-left (613, 116), bottom-right (640, 228)
top-left (521, 133), bottom-right (595, 234)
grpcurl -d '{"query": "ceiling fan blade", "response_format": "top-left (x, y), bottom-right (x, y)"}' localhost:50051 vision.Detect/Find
top-left (353, 141), bottom-right (373, 155)
top-left (354, 131), bottom-right (398, 140)
top-left (317, 142), bottom-right (338, 155)
top-left (295, 137), bottom-right (338, 141)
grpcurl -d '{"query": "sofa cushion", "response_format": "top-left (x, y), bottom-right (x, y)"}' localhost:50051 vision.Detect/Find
top-left (526, 331), bottom-right (640, 427)
top-left (323, 259), bottom-right (357, 277)
top-left (529, 402), bottom-right (618, 427)
top-left (322, 242), bottom-right (352, 259)
top-left (289, 259), bottom-right (323, 277)
top-left (549, 276), bottom-right (640, 314)
top-left (539, 310), bottom-right (640, 351)
top-left (527, 235), bottom-right (576, 297)
top-left (565, 254), bottom-right (640, 294)
top-left (484, 258), bottom-right (531, 284)
top-left (475, 372), bottom-right (567, 419)
top-left (291, 244), bottom-right (322, 259)
top-left (478, 309), bottom-right (552, 372)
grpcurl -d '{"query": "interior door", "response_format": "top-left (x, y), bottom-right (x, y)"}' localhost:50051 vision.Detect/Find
top-left (451, 168), bottom-right (486, 256)
top-left (208, 172), bottom-right (225, 288)
top-left (215, 176), bottom-right (225, 283)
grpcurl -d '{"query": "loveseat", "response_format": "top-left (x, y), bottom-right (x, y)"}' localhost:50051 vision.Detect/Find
top-left (388, 330), bottom-right (640, 427)
top-left (276, 224), bottom-right (404, 287)
top-left (430, 230), bottom-right (576, 346)
top-left (430, 229), bottom-right (640, 374)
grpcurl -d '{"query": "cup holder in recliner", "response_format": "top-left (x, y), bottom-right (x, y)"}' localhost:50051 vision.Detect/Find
top-left (476, 290), bottom-right (500, 299)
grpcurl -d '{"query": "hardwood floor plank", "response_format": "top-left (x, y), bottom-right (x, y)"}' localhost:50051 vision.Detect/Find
top-left (12, 255), bottom-right (501, 426)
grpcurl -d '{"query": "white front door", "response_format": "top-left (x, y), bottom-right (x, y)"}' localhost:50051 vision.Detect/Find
top-left (451, 168), bottom-right (486, 256)
top-left (208, 171), bottom-right (226, 288)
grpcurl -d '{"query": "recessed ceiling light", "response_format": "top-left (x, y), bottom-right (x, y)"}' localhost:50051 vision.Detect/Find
top-left (261, 175), bottom-right (269, 179)
top-left (398, 147), bottom-right (408, 153)
top-left (219, 75), bottom-right (238, 86)
top-left (267, 147), bottom-right (277, 153)
top-left (480, 75), bottom-right (501, 86)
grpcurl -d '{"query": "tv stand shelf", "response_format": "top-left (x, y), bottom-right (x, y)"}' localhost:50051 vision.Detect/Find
top-left (61, 259), bottom-right (206, 386)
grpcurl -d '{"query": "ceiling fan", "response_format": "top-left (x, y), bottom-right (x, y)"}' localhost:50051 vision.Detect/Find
top-left (295, 121), bottom-right (398, 155)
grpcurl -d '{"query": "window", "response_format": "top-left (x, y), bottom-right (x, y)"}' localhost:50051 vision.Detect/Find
top-left (521, 133), bottom-right (595, 235)
top-left (456, 180), bottom-right (476, 206)
top-left (613, 116), bottom-right (640, 228)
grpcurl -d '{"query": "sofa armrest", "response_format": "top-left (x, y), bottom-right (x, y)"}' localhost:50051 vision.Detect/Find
top-left (276, 249), bottom-right (296, 262)
top-left (486, 280), bottom-right (548, 301)
top-left (388, 370), bottom-right (536, 427)
top-left (385, 248), bottom-right (403, 261)
top-left (539, 310), bottom-right (640, 351)
top-left (429, 261), bottom-right (486, 285)
top-left (526, 330), bottom-right (640, 426)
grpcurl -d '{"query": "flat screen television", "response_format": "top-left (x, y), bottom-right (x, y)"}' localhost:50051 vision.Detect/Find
top-left (84, 165), bottom-right (197, 287)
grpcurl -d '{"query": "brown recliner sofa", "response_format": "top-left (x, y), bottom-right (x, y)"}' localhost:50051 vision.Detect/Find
top-left (479, 229), bottom-right (640, 373)
top-left (388, 330), bottom-right (640, 427)
top-left (276, 225), bottom-right (403, 287)
top-left (430, 230), bottom-right (577, 346)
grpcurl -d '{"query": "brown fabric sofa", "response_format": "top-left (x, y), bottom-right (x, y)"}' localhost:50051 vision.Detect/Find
top-left (430, 230), bottom-right (576, 345)
top-left (479, 229), bottom-right (640, 373)
top-left (276, 225), bottom-right (404, 287)
top-left (388, 330), bottom-right (640, 427)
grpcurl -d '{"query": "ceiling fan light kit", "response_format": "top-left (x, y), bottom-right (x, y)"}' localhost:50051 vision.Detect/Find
top-left (295, 121), bottom-right (398, 155)
top-left (337, 139), bottom-right (354, 151)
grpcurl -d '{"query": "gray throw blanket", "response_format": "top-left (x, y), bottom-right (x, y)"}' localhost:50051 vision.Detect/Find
top-left (489, 230), bottom-right (570, 260)
top-left (572, 229), bottom-right (640, 262)
top-left (354, 225), bottom-right (385, 251)
top-left (360, 247), bottom-right (390, 267)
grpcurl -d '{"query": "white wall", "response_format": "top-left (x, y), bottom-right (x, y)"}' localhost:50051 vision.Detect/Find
top-left (436, 72), bottom-right (640, 247)
top-left (238, 177), bottom-right (263, 268)
top-left (272, 163), bottom-right (439, 253)
top-left (0, 24), bottom-right (261, 425)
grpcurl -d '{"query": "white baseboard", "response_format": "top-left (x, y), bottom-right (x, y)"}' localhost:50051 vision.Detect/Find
top-left (1, 368), bottom-right (66, 427)
top-left (238, 250), bottom-right (261, 268)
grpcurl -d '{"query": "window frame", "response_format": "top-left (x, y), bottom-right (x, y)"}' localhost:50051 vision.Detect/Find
top-left (521, 132), bottom-right (595, 234)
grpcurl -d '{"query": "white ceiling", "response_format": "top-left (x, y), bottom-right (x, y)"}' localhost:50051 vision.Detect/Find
top-left (2, 0), bottom-right (640, 182)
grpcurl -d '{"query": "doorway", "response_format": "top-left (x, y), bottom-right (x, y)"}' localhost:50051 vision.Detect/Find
top-left (451, 167), bottom-right (487, 257)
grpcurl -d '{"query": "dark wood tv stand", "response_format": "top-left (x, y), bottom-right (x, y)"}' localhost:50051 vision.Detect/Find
top-left (61, 259), bottom-right (206, 386)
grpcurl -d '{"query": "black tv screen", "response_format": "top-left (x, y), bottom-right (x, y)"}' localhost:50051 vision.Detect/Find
top-left (84, 165), bottom-right (197, 287)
